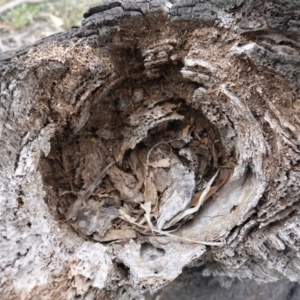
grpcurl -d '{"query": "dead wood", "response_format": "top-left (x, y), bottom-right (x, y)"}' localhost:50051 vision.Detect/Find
top-left (1, 0), bottom-right (300, 299)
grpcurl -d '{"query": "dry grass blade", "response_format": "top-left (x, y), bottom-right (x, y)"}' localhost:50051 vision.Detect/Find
top-left (190, 169), bottom-right (232, 207)
top-left (141, 202), bottom-right (169, 245)
top-left (130, 149), bottom-right (146, 193)
top-left (163, 170), bottom-right (219, 229)
top-left (119, 208), bottom-right (138, 223)
top-left (120, 214), bottom-right (224, 246)
top-left (143, 175), bottom-right (158, 206)
top-left (93, 229), bottom-right (137, 242)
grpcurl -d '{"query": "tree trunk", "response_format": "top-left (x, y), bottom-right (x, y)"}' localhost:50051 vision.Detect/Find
top-left (1, 0), bottom-right (300, 299)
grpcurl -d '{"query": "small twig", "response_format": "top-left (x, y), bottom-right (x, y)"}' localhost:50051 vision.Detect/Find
top-left (94, 193), bottom-right (133, 203)
top-left (148, 222), bottom-right (169, 245)
top-left (163, 170), bottom-right (219, 229)
top-left (59, 190), bottom-right (77, 197)
top-left (65, 161), bottom-right (115, 220)
top-left (141, 202), bottom-right (169, 245)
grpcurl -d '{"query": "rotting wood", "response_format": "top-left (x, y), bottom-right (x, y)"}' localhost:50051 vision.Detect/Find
top-left (1, 0), bottom-right (300, 299)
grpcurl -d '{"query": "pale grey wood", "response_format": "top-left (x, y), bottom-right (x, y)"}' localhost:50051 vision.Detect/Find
top-left (1, 1), bottom-right (300, 299)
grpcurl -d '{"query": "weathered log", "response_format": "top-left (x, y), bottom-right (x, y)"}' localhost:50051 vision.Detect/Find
top-left (1, 0), bottom-right (300, 299)
top-left (145, 267), bottom-right (300, 300)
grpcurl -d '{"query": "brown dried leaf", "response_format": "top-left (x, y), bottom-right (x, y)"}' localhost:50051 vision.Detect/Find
top-left (182, 124), bottom-right (191, 138)
top-left (208, 139), bottom-right (218, 169)
top-left (141, 202), bottom-right (169, 245)
top-left (129, 149), bottom-right (139, 172)
top-left (190, 169), bottom-right (232, 207)
top-left (157, 159), bottom-right (196, 230)
top-left (156, 121), bottom-right (169, 133)
top-left (66, 161), bottom-right (115, 220)
top-left (129, 149), bottom-right (146, 192)
top-left (144, 158), bottom-right (171, 168)
top-left (93, 229), bottom-right (137, 242)
top-left (119, 208), bottom-right (138, 223)
top-left (143, 175), bottom-right (158, 206)
top-left (141, 201), bottom-right (152, 220)
top-left (190, 190), bottom-right (203, 207)
top-left (163, 170), bottom-right (219, 229)
top-left (107, 165), bottom-right (144, 203)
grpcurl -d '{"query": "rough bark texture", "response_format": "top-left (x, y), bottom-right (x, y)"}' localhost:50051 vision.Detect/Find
top-left (1, 0), bottom-right (300, 299)
top-left (145, 268), bottom-right (300, 300)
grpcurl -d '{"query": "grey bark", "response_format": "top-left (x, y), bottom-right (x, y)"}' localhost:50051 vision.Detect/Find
top-left (145, 268), bottom-right (300, 300)
top-left (1, 0), bottom-right (300, 299)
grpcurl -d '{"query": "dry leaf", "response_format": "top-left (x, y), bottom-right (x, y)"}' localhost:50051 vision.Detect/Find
top-left (208, 139), bottom-right (218, 169)
top-left (140, 201), bottom-right (152, 222)
top-left (66, 161), bottom-right (115, 220)
top-left (157, 161), bottom-right (196, 230)
top-left (93, 229), bottom-right (137, 242)
top-left (141, 202), bottom-right (169, 245)
top-left (182, 124), bottom-right (191, 137)
top-left (200, 137), bottom-right (208, 145)
top-left (120, 213), bottom-right (223, 246)
top-left (81, 153), bottom-right (102, 189)
top-left (190, 169), bottom-right (232, 207)
top-left (107, 165), bottom-right (144, 203)
top-left (129, 149), bottom-right (146, 192)
top-left (144, 158), bottom-right (171, 168)
top-left (143, 175), bottom-right (158, 206)
top-left (163, 170), bottom-right (219, 229)
top-left (119, 208), bottom-right (137, 223)
top-left (190, 190), bottom-right (203, 207)
top-left (156, 121), bottom-right (169, 133)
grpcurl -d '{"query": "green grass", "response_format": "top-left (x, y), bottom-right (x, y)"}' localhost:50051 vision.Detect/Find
top-left (1, 3), bottom-right (43, 28)
top-left (0, 0), bottom-right (101, 29)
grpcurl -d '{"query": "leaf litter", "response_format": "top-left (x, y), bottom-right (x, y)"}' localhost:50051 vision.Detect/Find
top-left (43, 93), bottom-right (230, 246)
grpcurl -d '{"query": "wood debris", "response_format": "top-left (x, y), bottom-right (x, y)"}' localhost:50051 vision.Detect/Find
top-left (157, 154), bottom-right (196, 230)
top-left (65, 161), bottom-right (116, 221)
top-left (72, 205), bottom-right (119, 237)
top-left (52, 95), bottom-right (231, 244)
top-left (106, 165), bottom-right (144, 203)
top-left (93, 229), bottom-right (137, 242)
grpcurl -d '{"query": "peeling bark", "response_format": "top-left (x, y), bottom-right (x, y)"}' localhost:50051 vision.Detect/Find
top-left (1, 0), bottom-right (300, 299)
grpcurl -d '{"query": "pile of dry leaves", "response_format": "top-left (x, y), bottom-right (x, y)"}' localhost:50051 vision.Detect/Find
top-left (55, 98), bottom-right (231, 246)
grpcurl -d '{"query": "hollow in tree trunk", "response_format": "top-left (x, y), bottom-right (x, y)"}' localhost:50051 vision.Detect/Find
top-left (1, 1), bottom-right (300, 299)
